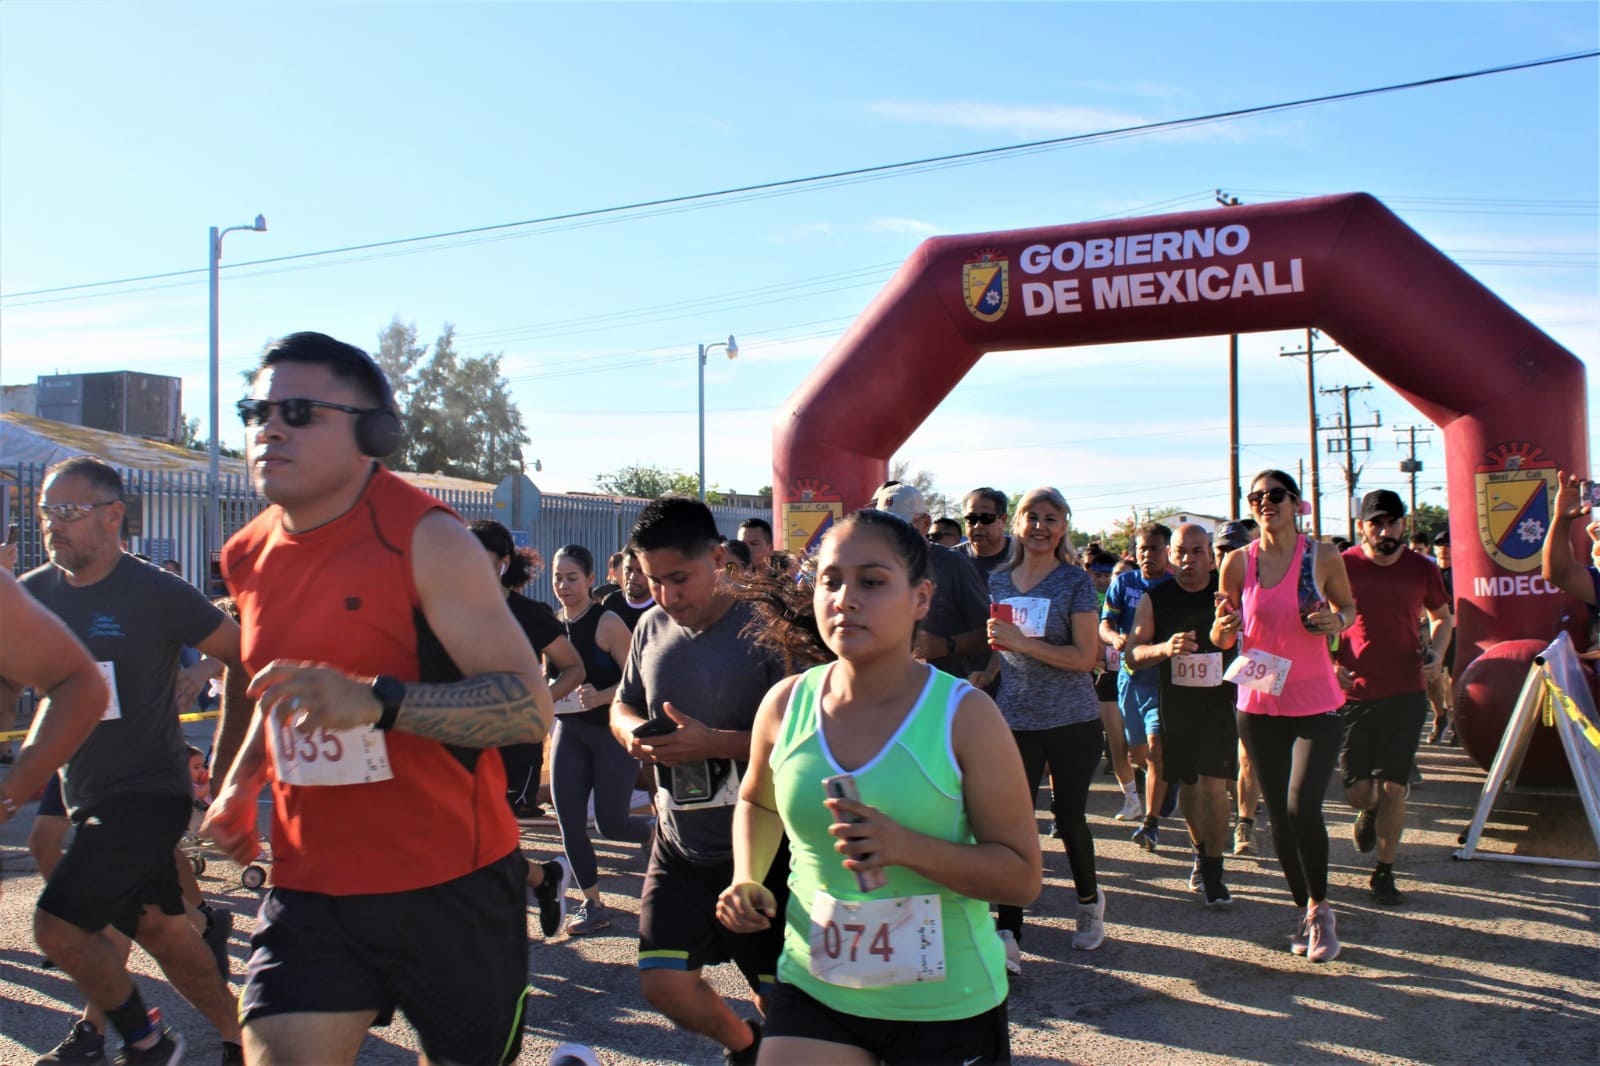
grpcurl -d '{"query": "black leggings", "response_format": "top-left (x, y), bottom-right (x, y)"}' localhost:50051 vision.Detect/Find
top-left (997, 718), bottom-right (1102, 941)
top-left (1236, 711), bottom-right (1343, 907)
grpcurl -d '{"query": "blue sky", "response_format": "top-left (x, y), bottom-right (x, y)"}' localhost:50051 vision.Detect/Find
top-left (2, 1), bottom-right (1595, 536)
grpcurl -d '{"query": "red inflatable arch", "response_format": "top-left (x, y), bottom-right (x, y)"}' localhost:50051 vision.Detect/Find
top-left (772, 193), bottom-right (1590, 779)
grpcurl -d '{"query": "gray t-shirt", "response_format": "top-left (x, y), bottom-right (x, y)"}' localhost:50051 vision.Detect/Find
top-left (924, 543), bottom-right (989, 677)
top-left (618, 597), bottom-right (787, 863)
top-left (988, 563), bottom-right (1100, 730)
top-left (23, 554), bottom-right (226, 814)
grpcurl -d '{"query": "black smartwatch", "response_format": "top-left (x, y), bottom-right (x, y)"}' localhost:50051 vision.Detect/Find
top-left (371, 675), bottom-right (407, 731)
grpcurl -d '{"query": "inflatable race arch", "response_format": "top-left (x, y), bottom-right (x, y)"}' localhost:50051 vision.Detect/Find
top-left (771, 193), bottom-right (1591, 779)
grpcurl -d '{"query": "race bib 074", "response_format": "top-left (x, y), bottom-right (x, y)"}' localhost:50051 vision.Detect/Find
top-left (807, 890), bottom-right (945, 988)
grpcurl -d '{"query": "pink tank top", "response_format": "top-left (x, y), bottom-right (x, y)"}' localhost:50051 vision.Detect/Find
top-left (1237, 535), bottom-right (1344, 717)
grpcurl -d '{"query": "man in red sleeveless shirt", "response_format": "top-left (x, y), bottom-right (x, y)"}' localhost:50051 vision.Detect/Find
top-left (201, 332), bottom-right (553, 1066)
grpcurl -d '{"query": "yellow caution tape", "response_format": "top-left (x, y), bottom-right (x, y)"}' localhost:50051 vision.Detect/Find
top-left (0, 709), bottom-right (218, 745)
top-left (1543, 677), bottom-right (1600, 753)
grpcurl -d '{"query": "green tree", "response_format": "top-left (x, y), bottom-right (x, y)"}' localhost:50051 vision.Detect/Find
top-left (595, 465), bottom-right (725, 504)
top-left (888, 460), bottom-right (954, 519)
top-left (381, 321), bottom-right (528, 482)
top-left (1413, 502), bottom-right (1448, 541)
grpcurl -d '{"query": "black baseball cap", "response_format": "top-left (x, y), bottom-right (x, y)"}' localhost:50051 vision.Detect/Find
top-left (1216, 521), bottom-right (1251, 552)
top-left (1359, 489), bottom-right (1406, 521)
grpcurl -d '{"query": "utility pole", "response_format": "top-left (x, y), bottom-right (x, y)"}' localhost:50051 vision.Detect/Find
top-left (1394, 425), bottom-right (1433, 518)
top-left (1319, 383), bottom-right (1380, 541)
top-left (1279, 329), bottom-right (1340, 538)
top-left (1217, 190), bottom-right (1243, 518)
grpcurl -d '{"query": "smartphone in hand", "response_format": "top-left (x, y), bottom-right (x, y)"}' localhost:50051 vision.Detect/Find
top-left (822, 773), bottom-right (887, 892)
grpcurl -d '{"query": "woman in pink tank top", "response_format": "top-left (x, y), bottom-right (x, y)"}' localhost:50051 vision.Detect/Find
top-left (1211, 469), bottom-right (1354, 964)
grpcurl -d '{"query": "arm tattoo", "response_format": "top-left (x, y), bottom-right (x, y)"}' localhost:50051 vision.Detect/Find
top-left (396, 672), bottom-right (546, 748)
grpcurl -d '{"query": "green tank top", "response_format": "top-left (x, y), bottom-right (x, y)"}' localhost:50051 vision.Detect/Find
top-left (770, 662), bottom-right (1007, 1020)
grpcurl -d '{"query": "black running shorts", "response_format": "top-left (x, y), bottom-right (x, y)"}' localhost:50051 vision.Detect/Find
top-left (763, 982), bottom-right (1010, 1064)
top-left (638, 834), bottom-right (788, 993)
top-left (37, 793), bottom-right (189, 938)
top-left (1340, 692), bottom-right (1430, 787)
top-left (241, 849), bottom-right (529, 1066)
top-left (1159, 701), bottom-right (1240, 785)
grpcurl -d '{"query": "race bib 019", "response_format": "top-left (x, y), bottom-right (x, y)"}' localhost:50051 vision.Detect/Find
top-left (1172, 652), bottom-right (1225, 688)
top-left (1000, 596), bottom-right (1051, 638)
top-left (1224, 648), bottom-right (1292, 697)
top-left (807, 890), bottom-right (945, 988)
top-left (95, 662), bottom-right (122, 721)
top-left (269, 709), bottom-right (394, 787)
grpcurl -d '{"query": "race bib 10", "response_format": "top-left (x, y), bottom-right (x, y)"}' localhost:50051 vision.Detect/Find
top-left (1223, 648), bottom-right (1292, 697)
top-left (1000, 597), bottom-right (1051, 638)
top-left (808, 890), bottom-right (945, 988)
top-left (1173, 652), bottom-right (1224, 688)
top-left (269, 710), bottom-right (394, 787)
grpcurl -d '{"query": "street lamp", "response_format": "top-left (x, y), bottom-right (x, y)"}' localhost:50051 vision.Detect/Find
top-left (208, 214), bottom-right (267, 573)
top-left (696, 334), bottom-right (738, 502)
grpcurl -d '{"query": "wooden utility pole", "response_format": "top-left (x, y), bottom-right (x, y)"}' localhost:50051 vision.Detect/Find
top-left (1217, 190), bottom-right (1243, 519)
top-left (1279, 329), bottom-right (1339, 537)
top-left (1319, 383), bottom-right (1380, 540)
top-left (1394, 425), bottom-right (1433, 518)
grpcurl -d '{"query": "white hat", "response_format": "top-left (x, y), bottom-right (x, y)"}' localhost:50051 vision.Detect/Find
top-left (871, 482), bottom-right (929, 521)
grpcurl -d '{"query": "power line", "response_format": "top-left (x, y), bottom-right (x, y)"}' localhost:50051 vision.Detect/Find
top-left (3, 49), bottom-right (1593, 302)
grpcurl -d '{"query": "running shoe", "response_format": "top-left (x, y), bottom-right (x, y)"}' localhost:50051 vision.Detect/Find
top-left (997, 929), bottom-right (1022, 975)
top-left (1071, 891), bottom-right (1107, 951)
top-left (723, 1020), bottom-right (762, 1066)
top-left (1370, 869), bottom-right (1405, 906)
top-left (201, 904), bottom-right (233, 979)
top-left (1188, 857), bottom-right (1203, 893)
top-left (1203, 883), bottom-right (1234, 910)
top-left (1307, 905), bottom-right (1340, 963)
top-left (512, 803), bottom-right (548, 824)
top-left (112, 1029), bottom-right (184, 1066)
top-left (532, 858), bottom-right (571, 937)
top-left (1113, 790), bottom-right (1143, 821)
top-left (36, 1020), bottom-right (106, 1065)
top-left (1233, 819), bottom-right (1255, 856)
top-left (1289, 913), bottom-right (1312, 956)
top-left (1352, 809), bottom-right (1377, 853)
top-left (566, 899), bottom-right (612, 936)
top-left (1131, 823), bottom-right (1159, 852)
top-left (1159, 781), bottom-right (1180, 818)
top-left (549, 1045), bottom-right (604, 1066)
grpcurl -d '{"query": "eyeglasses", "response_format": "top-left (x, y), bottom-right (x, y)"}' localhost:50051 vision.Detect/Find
top-left (1246, 488), bottom-right (1294, 508)
top-left (37, 500), bottom-right (120, 524)
top-left (236, 397), bottom-right (375, 428)
top-left (964, 512), bottom-right (1001, 526)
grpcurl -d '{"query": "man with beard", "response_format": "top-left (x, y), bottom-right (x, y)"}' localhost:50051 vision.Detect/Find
top-left (603, 547), bottom-right (658, 631)
top-left (1336, 490), bottom-right (1452, 906)
top-left (1126, 524), bottom-right (1239, 907)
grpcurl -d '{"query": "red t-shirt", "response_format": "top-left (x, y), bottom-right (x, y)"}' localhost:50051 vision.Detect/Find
top-left (223, 466), bottom-right (518, 895)
top-left (1337, 547), bottom-right (1448, 701)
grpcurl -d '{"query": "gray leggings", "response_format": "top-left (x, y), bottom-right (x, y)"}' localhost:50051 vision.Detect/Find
top-left (550, 714), bottom-right (654, 890)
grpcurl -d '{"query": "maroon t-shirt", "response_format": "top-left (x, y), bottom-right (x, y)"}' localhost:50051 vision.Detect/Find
top-left (1337, 547), bottom-right (1448, 700)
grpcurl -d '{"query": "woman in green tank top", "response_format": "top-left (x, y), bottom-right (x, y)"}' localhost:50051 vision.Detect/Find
top-left (716, 510), bottom-right (1040, 1064)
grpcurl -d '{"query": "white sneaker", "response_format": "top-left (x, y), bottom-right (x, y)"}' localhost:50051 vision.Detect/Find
top-left (1188, 857), bottom-right (1203, 892)
top-left (997, 929), bottom-right (1022, 975)
top-left (1114, 791), bottom-right (1143, 821)
top-left (1072, 891), bottom-right (1107, 951)
top-left (1307, 904), bottom-right (1340, 963)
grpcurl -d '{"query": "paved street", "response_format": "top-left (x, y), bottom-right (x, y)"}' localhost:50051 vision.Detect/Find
top-left (2, 732), bottom-right (1596, 1065)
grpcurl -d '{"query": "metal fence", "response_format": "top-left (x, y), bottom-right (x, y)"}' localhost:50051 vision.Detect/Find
top-left (3, 462), bottom-right (769, 608)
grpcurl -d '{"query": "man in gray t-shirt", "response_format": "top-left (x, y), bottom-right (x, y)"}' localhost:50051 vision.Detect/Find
top-left (24, 456), bottom-right (245, 1062)
top-left (611, 497), bottom-right (789, 1063)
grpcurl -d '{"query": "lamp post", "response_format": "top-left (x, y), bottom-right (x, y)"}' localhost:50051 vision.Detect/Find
top-left (696, 334), bottom-right (738, 501)
top-left (208, 214), bottom-right (267, 572)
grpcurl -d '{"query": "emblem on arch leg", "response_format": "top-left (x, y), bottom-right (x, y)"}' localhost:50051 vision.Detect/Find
top-left (963, 250), bottom-right (1009, 322)
top-left (1475, 441), bottom-right (1558, 574)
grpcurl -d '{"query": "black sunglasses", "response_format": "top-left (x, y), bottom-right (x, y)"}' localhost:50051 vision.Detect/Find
top-left (1246, 488), bottom-right (1294, 507)
top-left (237, 397), bottom-right (376, 428)
top-left (964, 512), bottom-right (1001, 526)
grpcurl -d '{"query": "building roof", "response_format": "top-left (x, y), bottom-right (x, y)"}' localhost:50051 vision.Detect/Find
top-left (0, 413), bottom-right (494, 493)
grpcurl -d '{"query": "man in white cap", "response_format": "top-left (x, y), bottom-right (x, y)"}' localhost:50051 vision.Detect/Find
top-left (870, 481), bottom-right (989, 679)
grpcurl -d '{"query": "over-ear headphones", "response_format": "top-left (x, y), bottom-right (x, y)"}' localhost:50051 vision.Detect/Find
top-left (353, 360), bottom-right (403, 458)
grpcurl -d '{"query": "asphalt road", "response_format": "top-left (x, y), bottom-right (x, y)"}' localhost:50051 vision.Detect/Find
top-left (2, 731), bottom-right (1597, 1065)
